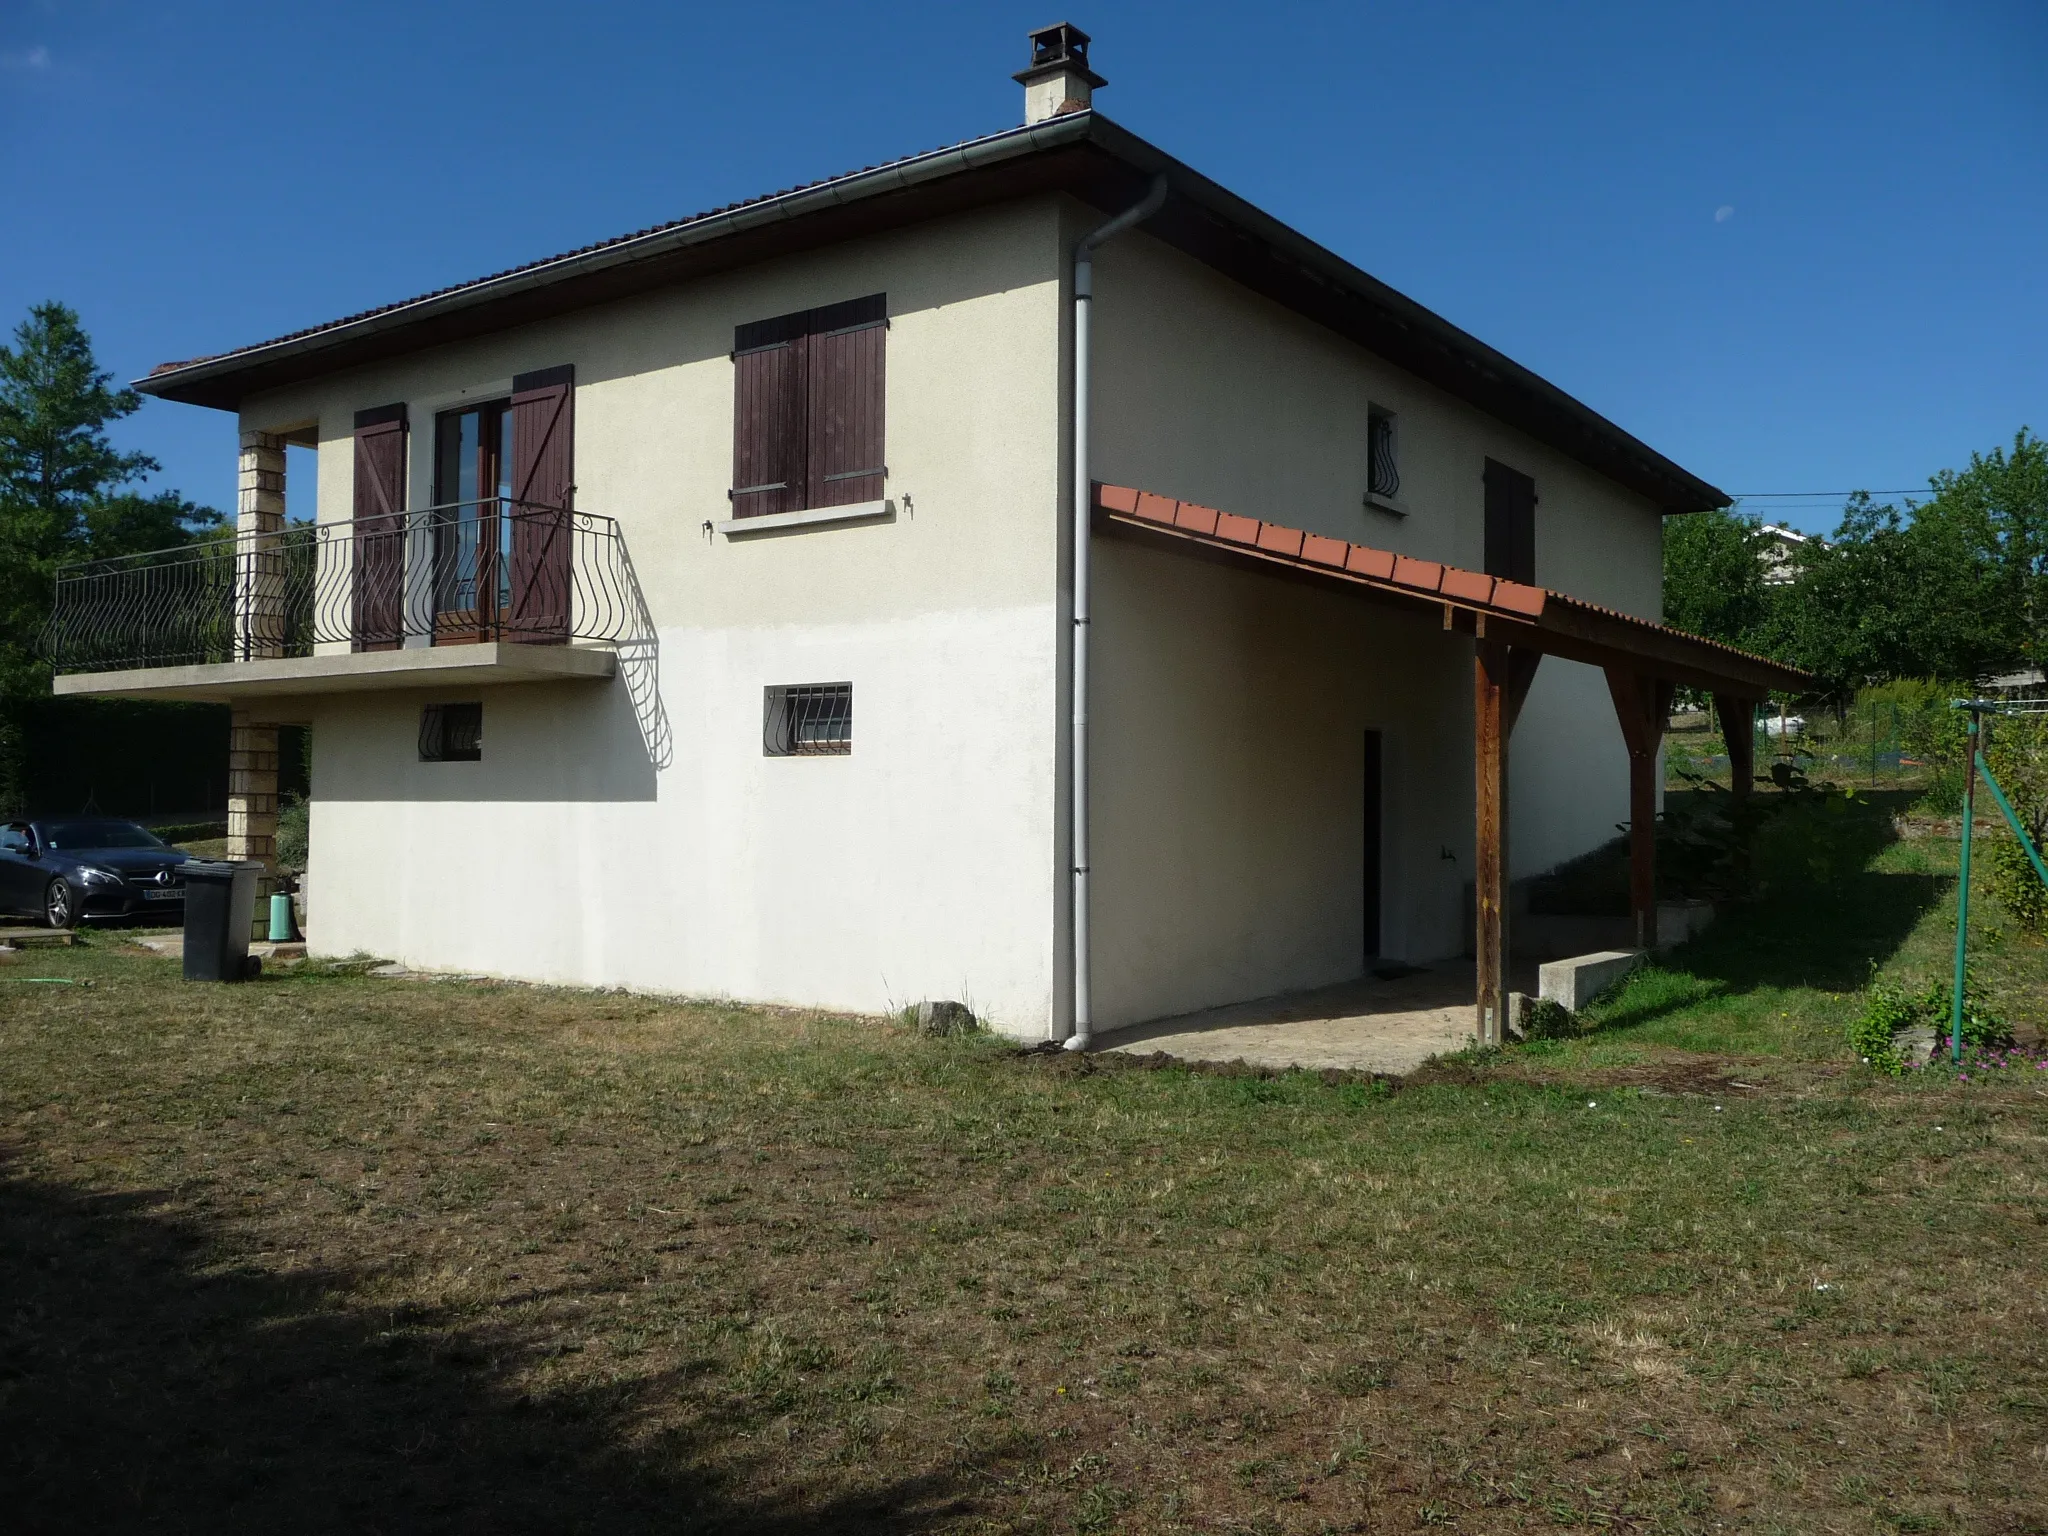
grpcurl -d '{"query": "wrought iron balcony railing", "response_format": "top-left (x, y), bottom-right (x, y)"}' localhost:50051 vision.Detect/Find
top-left (41, 500), bottom-right (643, 674)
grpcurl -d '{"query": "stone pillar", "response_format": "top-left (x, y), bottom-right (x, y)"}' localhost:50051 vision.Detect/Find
top-left (227, 707), bottom-right (279, 873)
top-left (235, 429), bottom-right (287, 659)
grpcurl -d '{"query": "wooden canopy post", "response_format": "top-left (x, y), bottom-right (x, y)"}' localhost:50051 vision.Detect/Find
top-left (1605, 668), bottom-right (1674, 949)
top-left (1712, 693), bottom-right (1758, 802)
top-left (1475, 640), bottom-right (1542, 1045)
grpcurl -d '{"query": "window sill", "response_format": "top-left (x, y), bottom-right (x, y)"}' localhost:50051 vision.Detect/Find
top-left (716, 498), bottom-right (895, 537)
top-left (1363, 491), bottom-right (1410, 519)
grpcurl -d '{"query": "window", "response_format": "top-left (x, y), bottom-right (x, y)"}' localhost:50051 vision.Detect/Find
top-left (432, 400), bottom-right (514, 641)
top-left (763, 683), bottom-right (852, 756)
top-left (731, 295), bottom-right (886, 518)
top-left (419, 702), bottom-right (483, 762)
top-left (1367, 405), bottom-right (1401, 501)
top-left (1483, 458), bottom-right (1537, 585)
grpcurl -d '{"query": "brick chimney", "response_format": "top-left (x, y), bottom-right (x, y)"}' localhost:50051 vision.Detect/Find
top-left (1015, 22), bottom-right (1106, 124)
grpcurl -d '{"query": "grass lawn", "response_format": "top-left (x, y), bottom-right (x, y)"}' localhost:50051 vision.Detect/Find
top-left (2, 797), bottom-right (2046, 1533)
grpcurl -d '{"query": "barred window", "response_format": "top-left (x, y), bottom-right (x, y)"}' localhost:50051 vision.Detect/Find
top-left (764, 683), bottom-right (852, 757)
top-left (1367, 405), bottom-right (1401, 501)
top-left (419, 702), bottom-right (483, 762)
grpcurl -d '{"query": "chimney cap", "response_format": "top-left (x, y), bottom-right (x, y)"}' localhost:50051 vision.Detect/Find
top-left (1014, 21), bottom-right (1107, 89)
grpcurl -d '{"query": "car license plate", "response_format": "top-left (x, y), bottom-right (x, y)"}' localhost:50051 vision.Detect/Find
top-left (142, 887), bottom-right (183, 901)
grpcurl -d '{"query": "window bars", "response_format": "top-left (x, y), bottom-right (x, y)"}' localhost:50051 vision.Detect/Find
top-left (763, 683), bottom-right (852, 756)
top-left (419, 702), bottom-right (484, 762)
top-left (1367, 408), bottom-right (1400, 501)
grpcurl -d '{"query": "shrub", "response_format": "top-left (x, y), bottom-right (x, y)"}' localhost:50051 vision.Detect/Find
top-left (1846, 981), bottom-right (1916, 1075)
top-left (1987, 836), bottom-right (2048, 931)
top-left (1936, 976), bottom-right (2016, 1050)
top-left (1848, 973), bottom-right (2013, 1074)
top-left (1520, 998), bottom-right (1580, 1041)
top-left (276, 791), bottom-right (310, 870)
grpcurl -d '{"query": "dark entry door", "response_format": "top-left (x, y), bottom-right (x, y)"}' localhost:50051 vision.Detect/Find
top-left (1363, 730), bottom-right (1384, 961)
top-left (432, 401), bottom-right (513, 644)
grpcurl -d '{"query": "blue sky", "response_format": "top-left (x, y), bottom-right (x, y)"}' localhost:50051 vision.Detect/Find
top-left (2, 0), bottom-right (2042, 533)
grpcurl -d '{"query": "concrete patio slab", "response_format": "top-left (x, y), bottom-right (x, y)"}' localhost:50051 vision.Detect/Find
top-left (1097, 963), bottom-right (1531, 1076)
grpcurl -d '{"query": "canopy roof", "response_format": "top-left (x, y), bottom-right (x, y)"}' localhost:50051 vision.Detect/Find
top-left (1094, 484), bottom-right (1810, 699)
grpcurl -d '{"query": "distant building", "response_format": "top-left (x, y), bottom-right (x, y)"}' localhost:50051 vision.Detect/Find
top-left (1756, 523), bottom-right (1820, 585)
top-left (1984, 669), bottom-right (2048, 712)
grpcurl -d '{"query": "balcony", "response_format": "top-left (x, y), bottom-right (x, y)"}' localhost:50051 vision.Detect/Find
top-left (43, 500), bottom-right (644, 703)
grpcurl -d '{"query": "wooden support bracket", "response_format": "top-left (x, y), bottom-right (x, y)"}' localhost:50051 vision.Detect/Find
top-left (1605, 668), bottom-right (1674, 949)
top-left (1712, 692), bottom-right (1759, 801)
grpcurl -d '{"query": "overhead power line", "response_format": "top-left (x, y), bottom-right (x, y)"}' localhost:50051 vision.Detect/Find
top-left (1729, 490), bottom-right (1927, 500)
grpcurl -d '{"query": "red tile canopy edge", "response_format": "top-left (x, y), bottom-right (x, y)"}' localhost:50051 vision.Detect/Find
top-left (1092, 483), bottom-right (1810, 699)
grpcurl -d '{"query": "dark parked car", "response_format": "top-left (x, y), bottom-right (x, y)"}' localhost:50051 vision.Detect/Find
top-left (0, 818), bottom-right (192, 928)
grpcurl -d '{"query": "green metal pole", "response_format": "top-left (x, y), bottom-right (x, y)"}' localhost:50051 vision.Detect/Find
top-left (1951, 712), bottom-right (1979, 1064)
top-left (1977, 752), bottom-right (2048, 887)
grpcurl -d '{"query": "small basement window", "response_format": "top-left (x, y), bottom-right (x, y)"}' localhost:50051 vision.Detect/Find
top-left (1366, 405), bottom-right (1401, 503)
top-left (419, 702), bottom-right (483, 762)
top-left (764, 683), bottom-right (852, 756)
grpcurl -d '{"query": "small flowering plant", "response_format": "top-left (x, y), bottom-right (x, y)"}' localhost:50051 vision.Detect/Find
top-left (1849, 972), bottom-right (2014, 1076)
top-left (1907, 1040), bottom-right (2048, 1081)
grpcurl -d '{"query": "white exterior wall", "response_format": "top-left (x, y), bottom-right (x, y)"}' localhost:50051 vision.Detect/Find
top-left (224, 188), bottom-right (1681, 1039)
top-left (1082, 228), bottom-right (1666, 1020)
top-left (1089, 543), bottom-right (1470, 1028)
top-left (243, 202), bottom-right (1070, 1035)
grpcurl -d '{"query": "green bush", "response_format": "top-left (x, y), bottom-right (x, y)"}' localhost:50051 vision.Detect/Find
top-left (1520, 998), bottom-right (1580, 1041)
top-left (1847, 973), bottom-right (2013, 1073)
top-left (1988, 836), bottom-right (2048, 931)
top-left (1847, 981), bottom-right (1917, 1075)
top-left (1936, 975), bottom-right (2015, 1050)
top-left (276, 792), bottom-right (309, 870)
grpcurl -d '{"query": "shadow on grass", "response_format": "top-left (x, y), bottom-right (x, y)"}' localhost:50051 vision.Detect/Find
top-left (1583, 793), bottom-right (1943, 1036)
top-left (0, 1161), bottom-right (992, 1534)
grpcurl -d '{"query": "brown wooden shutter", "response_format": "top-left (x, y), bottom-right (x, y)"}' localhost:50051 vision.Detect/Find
top-left (1483, 459), bottom-right (1537, 586)
top-left (730, 313), bottom-right (807, 518)
top-left (509, 364), bottom-right (573, 642)
top-left (805, 293), bottom-right (886, 509)
top-left (351, 403), bottom-right (408, 651)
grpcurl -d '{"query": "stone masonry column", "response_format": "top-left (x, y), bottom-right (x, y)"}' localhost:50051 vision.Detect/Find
top-left (227, 708), bottom-right (279, 873)
top-left (230, 431), bottom-right (286, 904)
top-left (235, 429), bottom-right (287, 660)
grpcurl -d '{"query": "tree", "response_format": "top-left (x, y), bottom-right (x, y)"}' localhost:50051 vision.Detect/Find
top-left (1755, 436), bottom-right (2044, 703)
top-left (1662, 505), bottom-right (1772, 652)
top-left (0, 302), bottom-right (223, 810)
top-left (1918, 429), bottom-right (2048, 670)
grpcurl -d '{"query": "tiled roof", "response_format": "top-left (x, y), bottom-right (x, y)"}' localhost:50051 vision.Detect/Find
top-left (1094, 483), bottom-right (1810, 694)
top-left (147, 122), bottom-right (1048, 379)
top-left (138, 110), bottom-right (1726, 516)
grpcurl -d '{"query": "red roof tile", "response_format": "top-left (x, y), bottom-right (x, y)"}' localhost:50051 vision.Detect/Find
top-left (1255, 523), bottom-right (1305, 558)
top-left (1213, 511), bottom-right (1260, 546)
top-left (1392, 556), bottom-right (1445, 593)
top-left (1088, 481), bottom-right (1813, 696)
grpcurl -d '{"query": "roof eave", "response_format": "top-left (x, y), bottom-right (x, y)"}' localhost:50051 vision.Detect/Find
top-left (1071, 117), bottom-right (1727, 514)
top-left (137, 110), bottom-right (1725, 513)
top-left (135, 113), bottom-right (1100, 410)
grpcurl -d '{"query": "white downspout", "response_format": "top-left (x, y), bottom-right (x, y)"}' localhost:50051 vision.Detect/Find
top-left (1067, 173), bottom-right (1168, 1052)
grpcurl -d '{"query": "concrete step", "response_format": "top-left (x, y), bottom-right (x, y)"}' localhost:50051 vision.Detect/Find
top-left (0, 928), bottom-right (76, 948)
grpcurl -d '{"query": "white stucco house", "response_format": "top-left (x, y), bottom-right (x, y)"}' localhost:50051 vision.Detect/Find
top-left (48, 26), bottom-right (1803, 1045)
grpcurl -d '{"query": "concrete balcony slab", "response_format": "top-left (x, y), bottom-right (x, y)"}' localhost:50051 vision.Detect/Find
top-left (52, 642), bottom-right (617, 704)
